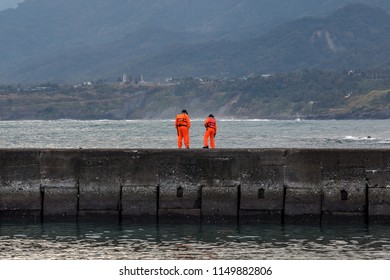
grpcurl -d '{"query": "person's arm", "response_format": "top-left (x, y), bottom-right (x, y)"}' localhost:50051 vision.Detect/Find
top-left (175, 117), bottom-right (179, 135)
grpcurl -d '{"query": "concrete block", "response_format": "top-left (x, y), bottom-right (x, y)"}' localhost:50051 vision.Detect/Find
top-left (322, 212), bottom-right (366, 224)
top-left (368, 188), bottom-right (390, 223)
top-left (360, 150), bottom-right (390, 169)
top-left (0, 150), bottom-right (41, 215)
top-left (120, 152), bottom-right (159, 186)
top-left (322, 180), bottom-right (366, 213)
top-left (158, 209), bottom-right (201, 224)
top-left (78, 157), bottom-right (120, 210)
top-left (321, 167), bottom-right (366, 222)
top-left (240, 184), bottom-right (284, 211)
top-left (284, 188), bottom-right (321, 224)
top-left (39, 150), bottom-right (78, 181)
top-left (0, 181), bottom-right (41, 210)
top-left (0, 210), bottom-right (41, 223)
top-left (158, 154), bottom-right (207, 182)
top-left (238, 149), bottom-right (286, 166)
top-left (121, 185), bottom-right (157, 217)
top-left (206, 157), bottom-right (239, 180)
top-left (78, 210), bottom-right (120, 223)
top-left (0, 150), bottom-right (40, 182)
top-left (160, 152), bottom-right (240, 182)
top-left (284, 150), bottom-right (321, 189)
top-left (240, 166), bottom-right (284, 210)
top-left (239, 210), bottom-right (282, 224)
top-left (366, 169), bottom-right (390, 188)
top-left (202, 185), bottom-right (238, 223)
top-left (43, 186), bottom-right (78, 216)
top-left (320, 149), bottom-right (388, 169)
top-left (79, 180), bottom-right (121, 210)
top-left (159, 183), bottom-right (201, 209)
top-left (366, 169), bottom-right (390, 223)
top-left (321, 167), bottom-right (366, 181)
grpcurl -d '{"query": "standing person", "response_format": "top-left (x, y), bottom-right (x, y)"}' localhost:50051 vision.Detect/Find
top-left (175, 109), bottom-right (191, 149)
top-left (203, 114), bottom-right (217, 149)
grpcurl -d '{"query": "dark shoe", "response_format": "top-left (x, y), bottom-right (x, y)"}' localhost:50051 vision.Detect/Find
top-left (203, 146), bottom-right (209, 149)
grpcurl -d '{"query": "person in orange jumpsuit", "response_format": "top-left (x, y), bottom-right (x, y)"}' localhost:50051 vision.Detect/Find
top-left (203, 114), bottom-right (217, 149)
top-left (175, 109), bottom-right (191, 149)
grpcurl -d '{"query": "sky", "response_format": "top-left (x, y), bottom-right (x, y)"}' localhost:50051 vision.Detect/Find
top-left (0, 0), bottom-right (24, 11)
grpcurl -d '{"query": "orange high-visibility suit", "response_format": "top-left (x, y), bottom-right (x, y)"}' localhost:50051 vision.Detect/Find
top-left (175, 111), bottom-right (191, 148)
top-left (203, 115), bottom-right (217, 148)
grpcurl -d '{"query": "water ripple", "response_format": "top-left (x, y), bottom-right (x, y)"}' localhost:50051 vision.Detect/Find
top-left (1, 223), bottom-right (390, 259)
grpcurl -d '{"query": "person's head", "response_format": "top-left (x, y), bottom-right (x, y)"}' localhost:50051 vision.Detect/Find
top-left (209, 114), bottom-right (214, 118)
top-left (182, 110), bottom-right (188, 114)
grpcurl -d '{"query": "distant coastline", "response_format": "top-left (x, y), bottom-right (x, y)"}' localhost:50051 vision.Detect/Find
top-left (1, 70), bottom-right (389, 120)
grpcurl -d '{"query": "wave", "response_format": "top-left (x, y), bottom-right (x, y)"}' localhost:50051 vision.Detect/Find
top-left (219, 119), bottom-right (270, 122)
top-left (344, 135), bottom-right (375, 141)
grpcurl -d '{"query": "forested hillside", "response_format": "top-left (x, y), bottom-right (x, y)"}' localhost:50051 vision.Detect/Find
top-left (1, 1), bottom-right (390, 83)
top-left (1, 68), bottom-right (389, 120)
top-left (143, 3), bottom-right (390, 77)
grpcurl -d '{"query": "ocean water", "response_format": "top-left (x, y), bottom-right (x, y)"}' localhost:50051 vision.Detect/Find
top-left (0, 119), bottom-right (389, 149)
top-left (1, 222), bottom-right (390, 260)
top-left (1, 119), bottom-right (390, 260)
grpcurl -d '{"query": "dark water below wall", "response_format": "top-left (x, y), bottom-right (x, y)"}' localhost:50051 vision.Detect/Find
top-left (1, 221), bottom-right (390, 260)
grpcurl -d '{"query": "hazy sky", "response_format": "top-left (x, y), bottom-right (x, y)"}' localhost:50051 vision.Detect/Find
top-left (0, 0), bottom-right (24, 11)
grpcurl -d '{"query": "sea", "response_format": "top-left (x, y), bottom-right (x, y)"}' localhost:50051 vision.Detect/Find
top-left (0, 118), bottom-right (389, 149)
top-left (1, 119), bottom-right (390, 260)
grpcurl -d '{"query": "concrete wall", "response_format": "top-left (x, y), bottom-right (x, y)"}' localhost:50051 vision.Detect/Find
top-left (1, 148), bottom-right (390, 224)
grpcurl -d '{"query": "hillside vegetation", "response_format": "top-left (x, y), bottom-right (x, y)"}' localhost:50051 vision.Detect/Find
top-left (1, 68), bottom-right (389, 120)
top-left (1, 1), bottom-right (390, 82)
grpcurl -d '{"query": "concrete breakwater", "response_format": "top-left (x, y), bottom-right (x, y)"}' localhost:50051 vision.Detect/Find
top-left (1, 148), bottom-right (390, 224)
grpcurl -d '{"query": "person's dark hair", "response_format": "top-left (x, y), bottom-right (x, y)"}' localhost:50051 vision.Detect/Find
top-left (209, 114), bottom-right (214, 118)
top-left (182, 110), bottom-right (188, 114)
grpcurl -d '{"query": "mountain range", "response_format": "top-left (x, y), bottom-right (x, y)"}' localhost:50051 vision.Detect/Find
top-left (1, 0), bottom-right (390, 83)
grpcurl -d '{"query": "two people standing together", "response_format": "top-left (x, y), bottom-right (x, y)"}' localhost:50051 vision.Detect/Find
top-left (175, 109), bottom-right (217, 149)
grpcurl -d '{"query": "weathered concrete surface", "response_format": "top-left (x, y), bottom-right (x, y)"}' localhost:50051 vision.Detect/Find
top-left (1, 148), bottom-right (390, 224)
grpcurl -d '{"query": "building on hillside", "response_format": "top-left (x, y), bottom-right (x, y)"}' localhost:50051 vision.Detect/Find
top-left (122, 74), bottom-right (129, 84)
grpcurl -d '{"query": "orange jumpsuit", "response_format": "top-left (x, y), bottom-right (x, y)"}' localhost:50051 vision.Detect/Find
top-left (203, 116), bottom-right (217, 148)
top-left (175, 113), bottom-right (191, 148)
